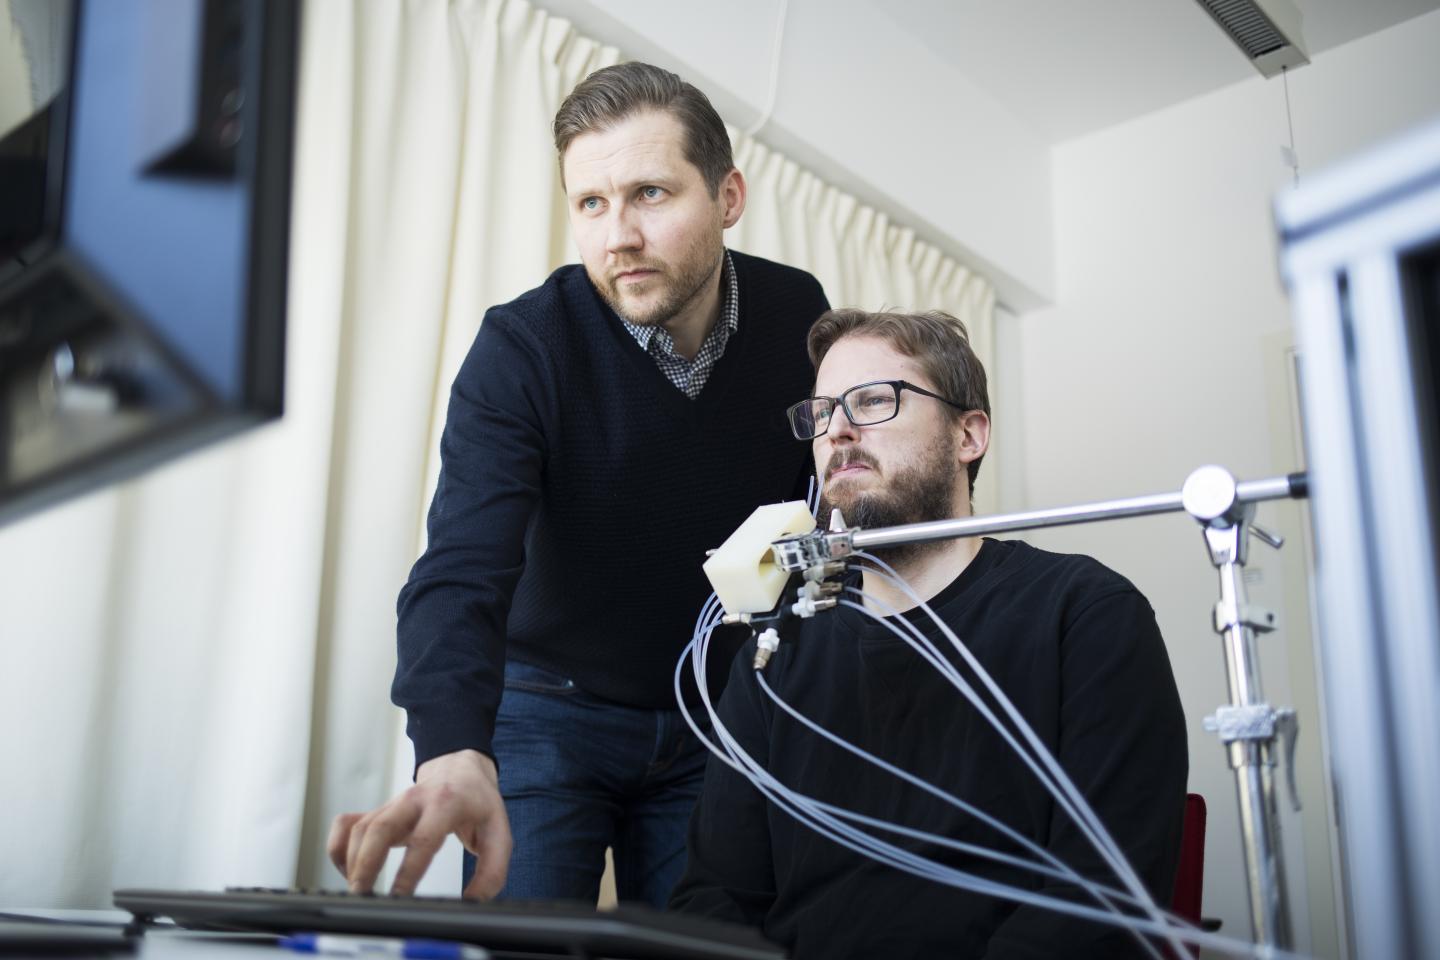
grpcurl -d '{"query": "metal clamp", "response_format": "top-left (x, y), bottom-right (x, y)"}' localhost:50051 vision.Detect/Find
top-left (1203, 704), bottom-right (1302, 813)
top-left (1214, 600), bottom-right (1277, 634)
top-left (1204, 704), bottom-right (1283, 742)
top-left (771, 529), bottom-right (854, 571)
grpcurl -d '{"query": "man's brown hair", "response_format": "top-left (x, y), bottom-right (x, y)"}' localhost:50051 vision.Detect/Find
top-left (552, 62), bottom-right (733, 196)
top-left (807, 308), bottom-right (991, 495)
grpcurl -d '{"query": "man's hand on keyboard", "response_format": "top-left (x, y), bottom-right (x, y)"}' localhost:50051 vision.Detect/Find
top-left (328, 749), bottom-right (512, 899)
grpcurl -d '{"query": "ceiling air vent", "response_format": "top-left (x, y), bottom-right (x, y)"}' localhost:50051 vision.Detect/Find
top-left (1195, 0), bottom-right (1309, 77)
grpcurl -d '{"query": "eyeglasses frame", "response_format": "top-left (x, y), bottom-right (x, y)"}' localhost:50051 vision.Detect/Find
top-left (786, 379), bottom-right (969, 440)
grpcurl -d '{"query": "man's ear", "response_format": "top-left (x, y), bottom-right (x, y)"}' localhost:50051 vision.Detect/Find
top-left (956, 410), bottom-right (990, 468)
top-left (720, 168), bottom-right (747, 229)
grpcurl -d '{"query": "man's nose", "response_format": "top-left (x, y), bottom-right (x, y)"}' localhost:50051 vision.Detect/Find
top-left (825, 404), bottom-right (861, 443)
top-left (607, 206), bottom-right (642, 253)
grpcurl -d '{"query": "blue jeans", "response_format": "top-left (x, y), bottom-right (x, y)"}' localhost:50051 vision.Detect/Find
top-left (462, 659), bottom-right (709, 907)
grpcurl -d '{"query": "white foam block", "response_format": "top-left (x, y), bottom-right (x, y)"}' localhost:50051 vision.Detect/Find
top-left (703, 501), bottom-right (817, 616)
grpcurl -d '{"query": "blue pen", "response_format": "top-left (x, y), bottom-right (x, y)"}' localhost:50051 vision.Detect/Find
top-left (278, 933), bottom-right (490, 960)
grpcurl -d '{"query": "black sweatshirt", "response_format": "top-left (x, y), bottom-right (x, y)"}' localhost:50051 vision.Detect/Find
top-left (671, 538), bottom-right (1188, 960)
top-left (392, 252), bottom-right (830, 767)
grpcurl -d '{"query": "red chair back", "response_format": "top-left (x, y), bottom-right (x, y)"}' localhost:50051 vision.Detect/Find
top-left (1169, 793), bottom-right (1207, 959)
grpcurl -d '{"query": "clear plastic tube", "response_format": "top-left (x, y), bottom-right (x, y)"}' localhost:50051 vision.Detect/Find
top-left (753, 668), bottom-right (1165, 915)
top-left (806, 474), bottom-right (823, 519)
top-left (717, 598), bottom-right (1165, 958)
top-left (675, 596), bottom-right (1301, 959)
top-left (855, 553), bottom-right (1177, 947)
top-left (833, 590), bottom-right (1164, 927)
top-left (836, 588), bottom-right (1149, 909)
top-left (676, 629), bottom-right (1264, 955)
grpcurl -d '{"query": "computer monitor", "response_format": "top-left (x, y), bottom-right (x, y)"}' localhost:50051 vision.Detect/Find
top-left (0, 0), bottom-right (297, 525)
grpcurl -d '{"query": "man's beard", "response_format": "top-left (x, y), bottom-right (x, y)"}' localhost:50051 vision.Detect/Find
top-left (818, 432), bottom-right (959, 568)
top-left (592, 230), bottom-right (723, 329)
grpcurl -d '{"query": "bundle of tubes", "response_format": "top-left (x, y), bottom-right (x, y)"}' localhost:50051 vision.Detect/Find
top-left (674, 489), bottom-right (1299, 960)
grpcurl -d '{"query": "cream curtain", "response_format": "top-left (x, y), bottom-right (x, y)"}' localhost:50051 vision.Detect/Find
top-left (0, 0), bottom-right (995, 907)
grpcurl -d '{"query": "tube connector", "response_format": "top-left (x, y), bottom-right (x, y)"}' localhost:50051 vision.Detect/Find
top-left (802, 560), bottom-right (847, 582)
top-left (790, 596), bottom-right (837, 618)
top-left (752, 627), bottom-right (781, 670)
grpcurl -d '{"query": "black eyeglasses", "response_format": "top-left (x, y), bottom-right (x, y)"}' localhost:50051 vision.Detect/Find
top-left (786, 379), bottom-right (967, 440)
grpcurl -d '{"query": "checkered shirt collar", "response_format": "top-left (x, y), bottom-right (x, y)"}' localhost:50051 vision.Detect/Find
top-left (619, 250), bottom-right (739, 398)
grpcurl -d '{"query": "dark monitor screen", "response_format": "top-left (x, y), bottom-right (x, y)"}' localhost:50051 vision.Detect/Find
top-left (0, 0), bottom-right (69, 288)
top-left (0, 0), bottom-right (296, 525)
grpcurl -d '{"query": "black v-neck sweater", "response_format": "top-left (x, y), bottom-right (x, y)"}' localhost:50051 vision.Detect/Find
top-left (672, 538), bottom-right (1188, 959)
top-left (393, 251), bottom-right (830, 766)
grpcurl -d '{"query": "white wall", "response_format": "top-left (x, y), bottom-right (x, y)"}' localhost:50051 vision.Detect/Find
top-left (1012, 10), bottom-right (1440, 957)
top-left (535, 0), bottom-right (1056, 310)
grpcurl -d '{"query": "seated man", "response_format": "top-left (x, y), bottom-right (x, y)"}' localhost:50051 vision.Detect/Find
top-left (670, 308), bottom-right (1188, 959)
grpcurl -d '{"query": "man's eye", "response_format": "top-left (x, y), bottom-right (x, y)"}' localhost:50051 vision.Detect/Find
top-left (581, 197), bottom-right (602, 211)
top-left (641, 186), bottom-right (663, 200)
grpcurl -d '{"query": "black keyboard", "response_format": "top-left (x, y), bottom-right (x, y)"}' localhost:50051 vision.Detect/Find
top-left (113, 887), bottom-right (785, 960)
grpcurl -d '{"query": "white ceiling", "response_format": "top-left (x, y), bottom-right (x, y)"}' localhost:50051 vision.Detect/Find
top-left (868, 0), bottom-right (1440, 143)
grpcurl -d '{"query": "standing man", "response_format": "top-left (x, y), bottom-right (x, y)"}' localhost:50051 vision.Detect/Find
top-left (328, 62), bottom-right (830, 907)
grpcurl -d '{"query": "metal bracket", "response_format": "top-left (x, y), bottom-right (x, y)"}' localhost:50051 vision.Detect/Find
top-left (771, 528), bottom-right (854, 572)
top-left (1203, 704), bottom-right (1303, 813)
top-left (1214, 600), bottom-right (1277, 634)
top-left (1204, 704), bottom-right (1282, 742)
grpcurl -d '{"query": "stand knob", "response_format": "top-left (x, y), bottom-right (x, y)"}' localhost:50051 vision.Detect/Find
top-left (1182, 465), bottom-right (1240, 524)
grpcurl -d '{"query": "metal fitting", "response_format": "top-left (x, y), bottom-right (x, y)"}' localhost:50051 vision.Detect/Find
top-left (752, 627), bottom-right (781, 670)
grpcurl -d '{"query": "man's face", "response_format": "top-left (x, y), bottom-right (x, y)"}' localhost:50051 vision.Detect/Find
top-left (562, 110), bottom-right (740, 328)
top-left (812, 336), bottom-right (964, 544)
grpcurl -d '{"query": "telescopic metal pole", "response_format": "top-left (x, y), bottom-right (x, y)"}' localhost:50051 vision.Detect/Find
top-left (1183, 466), bottom-right (1299, 951)
top-left (770, 466), bottom-right (1309, 950)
